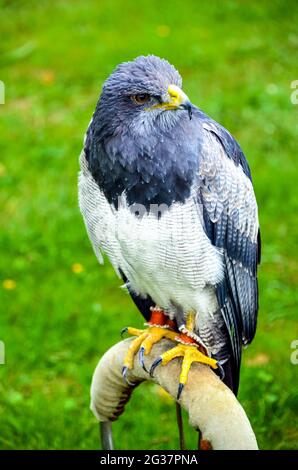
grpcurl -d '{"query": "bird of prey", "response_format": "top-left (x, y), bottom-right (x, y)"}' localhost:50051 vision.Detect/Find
top-left (79, 55), bottom-right (260, 398)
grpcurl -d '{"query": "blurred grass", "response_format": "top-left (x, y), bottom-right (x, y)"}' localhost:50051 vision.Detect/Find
top-left (0, 0), bottom-right (298, 450)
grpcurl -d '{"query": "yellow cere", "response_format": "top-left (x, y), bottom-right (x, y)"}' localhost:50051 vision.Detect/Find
top-left (167, 84), bottom-right (189, 106)
top-left (146, 84), bottom-right (189, 112)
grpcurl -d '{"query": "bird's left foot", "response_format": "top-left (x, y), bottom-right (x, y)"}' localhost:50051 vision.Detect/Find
top-left (150, 313), bottom-right (218, 399)
top-left (150, 337), bottom-right (218, 399)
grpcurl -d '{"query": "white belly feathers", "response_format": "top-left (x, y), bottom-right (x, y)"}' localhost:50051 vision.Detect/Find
top-left (79, 152), bottom-right (223, 320)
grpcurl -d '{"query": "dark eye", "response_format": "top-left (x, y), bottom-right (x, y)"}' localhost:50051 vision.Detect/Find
top-left (131, 93), bottom-right (150, 105)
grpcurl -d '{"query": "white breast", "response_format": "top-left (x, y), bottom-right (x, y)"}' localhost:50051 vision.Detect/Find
top-left (79, 152), bottom-right (223, 321)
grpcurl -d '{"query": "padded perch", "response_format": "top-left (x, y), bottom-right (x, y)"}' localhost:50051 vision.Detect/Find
top-left (90, 338), bottom-right (258, 450)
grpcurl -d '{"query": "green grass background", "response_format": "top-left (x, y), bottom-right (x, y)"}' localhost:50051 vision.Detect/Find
top-left (0, 0), bottom-right (298, 450)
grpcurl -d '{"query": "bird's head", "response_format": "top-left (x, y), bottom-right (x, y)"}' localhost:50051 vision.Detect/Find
top-left (96, 55), bottom-right (193, 136)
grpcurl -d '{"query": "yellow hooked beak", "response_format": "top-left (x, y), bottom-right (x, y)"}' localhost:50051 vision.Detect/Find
top-left (147, 84), bottom-right (193, 119)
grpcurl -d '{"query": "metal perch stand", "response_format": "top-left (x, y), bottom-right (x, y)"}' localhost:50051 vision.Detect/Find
top-left (90, 338), bottom-right (258, 450)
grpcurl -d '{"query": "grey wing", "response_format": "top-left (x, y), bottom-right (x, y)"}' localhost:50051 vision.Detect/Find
top-left (197, 119), bottom-right (260, 390)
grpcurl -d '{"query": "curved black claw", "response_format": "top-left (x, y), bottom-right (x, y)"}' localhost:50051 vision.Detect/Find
top-left (177, 383), bottom-right (184, 400)
top-left (122, 366), bottom-right (136, 387)
top-left (216, 361), bottom-right (225, 380)
top-left (120, 327), bottom-right (128, 338)
top-left (149, 357), bottom-right (162, 377)
top-left (138, 347), bottom-right (147, 372)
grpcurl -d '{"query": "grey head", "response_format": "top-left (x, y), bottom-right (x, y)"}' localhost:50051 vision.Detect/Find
top-left (96, 55), bottom-right (193, 134)
top-left (85, 55), bottom-right (200, 210)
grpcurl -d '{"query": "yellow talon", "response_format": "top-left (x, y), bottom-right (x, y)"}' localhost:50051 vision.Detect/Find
top-left (178, 344), bottom-right (218, 386)
top-left (123, 331), bottom-right (147, 369)
top-left (150, 343), bottom-right (218, 399)
top-left (122, 310), bottom-right (218, 400)
top-left (123, 325), bottom-right (177, 370)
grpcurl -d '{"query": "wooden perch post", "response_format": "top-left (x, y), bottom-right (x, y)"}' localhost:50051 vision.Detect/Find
top-left (90, 338), bottom-right (258, 450)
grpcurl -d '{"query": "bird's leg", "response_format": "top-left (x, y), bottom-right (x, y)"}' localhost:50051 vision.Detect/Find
top-left (150, 311), bottom-right (218, 399)
top-left (122, 307), bottom-right (177, 380)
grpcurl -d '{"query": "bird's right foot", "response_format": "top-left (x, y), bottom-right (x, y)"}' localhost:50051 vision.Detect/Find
top-left (121, 307), bottom-right (177, 381)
